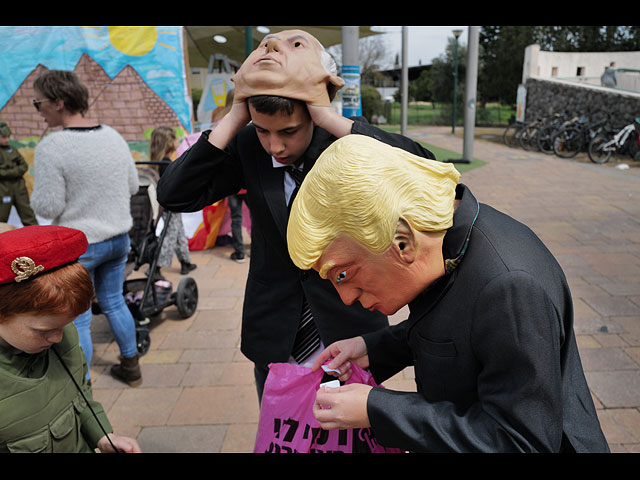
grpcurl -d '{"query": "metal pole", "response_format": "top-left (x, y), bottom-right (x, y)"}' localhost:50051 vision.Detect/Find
top-left (341, 26), bottom-right (361, 118)
top-left (245, 26), bottom-right (253, 58)
top-left (401, 26), bottom-right (408, 136)
top-left (342, 26), bottom-right (359, 65)
top-left (451, 29), bottom-right (462, 135)
top-left (463, 26), bottom-right (479, 162)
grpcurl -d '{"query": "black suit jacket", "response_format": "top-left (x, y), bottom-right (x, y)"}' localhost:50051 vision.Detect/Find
top-left (157, 118), bottom-right (435, 365)
top-left (364, 185), bottom-right (609, 453)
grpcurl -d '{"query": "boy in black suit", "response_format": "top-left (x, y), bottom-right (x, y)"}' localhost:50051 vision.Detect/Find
top-left (157, 29), bottom-right (435, 402)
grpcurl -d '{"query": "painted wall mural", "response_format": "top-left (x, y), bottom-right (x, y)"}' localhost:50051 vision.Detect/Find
top-left (0, 26), bottom-right (193, 144)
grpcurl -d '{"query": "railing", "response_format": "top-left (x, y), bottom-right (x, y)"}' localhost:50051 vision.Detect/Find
top-left (556, 68), bottom-right (640, 94)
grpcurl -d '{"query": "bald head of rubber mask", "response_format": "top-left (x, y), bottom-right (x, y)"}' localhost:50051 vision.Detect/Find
top-left (231, 29), bottom-right (345, 106)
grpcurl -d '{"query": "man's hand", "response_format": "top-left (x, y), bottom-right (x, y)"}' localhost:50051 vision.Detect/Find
top-left (313, 383), bottom-right (373, 430)
top-left (311, 337), bottom-right (369, 383)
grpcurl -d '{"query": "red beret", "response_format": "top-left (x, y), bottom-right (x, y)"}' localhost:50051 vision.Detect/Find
top-left (0, 225), bottom-right (88, 285)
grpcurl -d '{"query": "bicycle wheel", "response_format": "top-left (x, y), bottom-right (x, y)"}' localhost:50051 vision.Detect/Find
top-left (553, 127), bottom-right (583, 158)
top-left (588, 134), bottom-right (613, 164)
top-left (537, 125), bottom-right (557, 154)
top-left (519, 125), bottom-right (539, 151)
top-left (503, 124), bottom-right (521, 148)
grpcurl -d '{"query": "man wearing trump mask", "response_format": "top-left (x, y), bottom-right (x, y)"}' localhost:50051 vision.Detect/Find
top-left (157, 29), bottom-right (436, 402)
top-left (286, 134), bottom-right (610, 453)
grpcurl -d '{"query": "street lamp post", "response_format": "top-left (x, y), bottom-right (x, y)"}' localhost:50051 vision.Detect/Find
top-left (452, 29), bottom-right (463, 135)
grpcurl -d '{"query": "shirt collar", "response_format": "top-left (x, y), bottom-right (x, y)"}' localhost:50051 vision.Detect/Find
top-left (271, 156), bottom-right (304, 171)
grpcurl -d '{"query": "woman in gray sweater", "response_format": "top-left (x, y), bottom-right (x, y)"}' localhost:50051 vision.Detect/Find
top-left (30, 70), bottom-right (142, 387)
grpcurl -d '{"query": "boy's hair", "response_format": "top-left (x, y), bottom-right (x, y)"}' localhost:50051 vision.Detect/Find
top-left (33, 70), bottom-right (90, 115)
top-left (247, 95), bottom-right (307, 116)
top-left (0, 262), bottom-right (94, 321)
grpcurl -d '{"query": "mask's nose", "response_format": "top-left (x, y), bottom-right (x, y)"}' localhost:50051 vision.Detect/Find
top-left (265, 38), bottom-right (280, 53)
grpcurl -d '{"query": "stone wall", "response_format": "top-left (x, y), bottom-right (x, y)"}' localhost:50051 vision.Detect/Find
top-left (524, 77), bottom-right (640, 126)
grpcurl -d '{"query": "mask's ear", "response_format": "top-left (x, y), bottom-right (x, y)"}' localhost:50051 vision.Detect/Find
top-left (327, 74), bottom-right (345, 102)
top-left (392, 217), bottom-right (417, 264)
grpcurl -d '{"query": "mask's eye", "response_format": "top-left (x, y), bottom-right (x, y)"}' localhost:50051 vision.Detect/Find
top-left (336, 271), bottom-right (347, 284)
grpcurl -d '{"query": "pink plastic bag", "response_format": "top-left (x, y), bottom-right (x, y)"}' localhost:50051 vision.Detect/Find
top-left (253, 362), bottom-right (404, 453)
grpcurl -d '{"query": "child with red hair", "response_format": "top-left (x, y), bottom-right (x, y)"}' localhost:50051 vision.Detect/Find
top-left (0, 225), bottom-right (141, 453)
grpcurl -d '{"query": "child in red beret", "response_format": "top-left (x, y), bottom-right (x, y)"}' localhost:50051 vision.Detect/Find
top-left (0, 225), bottom-right (141, 453)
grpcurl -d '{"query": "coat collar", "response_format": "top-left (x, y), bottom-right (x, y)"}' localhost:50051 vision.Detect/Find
top-left (260, 126), bottom-right (334, 240)
top-left (408, 184), bottom-right (480, 316)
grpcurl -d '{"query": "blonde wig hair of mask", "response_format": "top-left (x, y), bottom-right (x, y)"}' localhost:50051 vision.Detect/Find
top-left (287, 135), bottom-right (461, 270)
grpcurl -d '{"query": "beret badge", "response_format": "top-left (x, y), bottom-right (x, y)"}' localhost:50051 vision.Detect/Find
top-left (11, 256), bottom-right (45, 283)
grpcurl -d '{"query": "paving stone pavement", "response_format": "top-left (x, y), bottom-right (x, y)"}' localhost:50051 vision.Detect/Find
top-left (88, 125), bottom-right (640, 453)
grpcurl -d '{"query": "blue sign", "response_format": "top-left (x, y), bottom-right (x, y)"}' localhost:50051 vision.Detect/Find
top-left (341, 64), bottom-right (362, 117)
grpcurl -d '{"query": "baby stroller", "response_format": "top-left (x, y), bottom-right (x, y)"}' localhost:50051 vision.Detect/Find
top-left (125, 162), bottom-right (199, 355)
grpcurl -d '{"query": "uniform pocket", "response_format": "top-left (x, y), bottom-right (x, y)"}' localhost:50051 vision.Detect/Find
top-left (6, 426), bottom-right (51, 453)
top-left (49, 404), bottom-right (79, 448)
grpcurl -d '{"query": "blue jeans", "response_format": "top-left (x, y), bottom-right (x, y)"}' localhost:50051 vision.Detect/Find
top-left (74, 233), bottom-right (138, 373)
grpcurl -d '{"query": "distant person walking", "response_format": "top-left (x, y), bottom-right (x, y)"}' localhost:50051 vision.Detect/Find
top-left (601, 61), bottom-right (617, 87)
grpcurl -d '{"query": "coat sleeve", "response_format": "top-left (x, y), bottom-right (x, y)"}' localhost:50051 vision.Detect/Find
top-left (156, 131), bottom-right (243, 212)
top-left (366, 271), bottom-right (565, 452)
top-left (351, 119), bottom-right (436, 160)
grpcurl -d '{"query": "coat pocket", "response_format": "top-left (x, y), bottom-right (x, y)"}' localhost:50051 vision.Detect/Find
top-left (413, 335), bottom-right (458, 401)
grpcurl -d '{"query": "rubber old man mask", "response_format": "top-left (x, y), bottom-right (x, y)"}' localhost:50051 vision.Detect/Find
top-left (231, 29), bottom-right (345, 106)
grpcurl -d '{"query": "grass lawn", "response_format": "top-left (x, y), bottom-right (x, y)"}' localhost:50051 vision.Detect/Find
top-left (378, 125), bottom-right (487, 174)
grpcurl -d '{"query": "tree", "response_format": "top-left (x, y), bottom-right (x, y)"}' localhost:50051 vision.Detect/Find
top-left (478, 26), bottom-right (640, 105)
top-left (479, 26), bottom-right (538, 105)
top-left (429, 38), bottom-right (467, 105)
top-left (412, 69), bottom-right (433, 103)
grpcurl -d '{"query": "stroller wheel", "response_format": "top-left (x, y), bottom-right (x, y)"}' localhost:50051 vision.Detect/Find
top-left (176, 277), bottom-right (198, 318)
top-left (136, 326), bottom-right (151, 356)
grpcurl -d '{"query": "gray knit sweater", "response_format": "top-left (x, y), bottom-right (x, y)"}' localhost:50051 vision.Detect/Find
top-left (31, 125), bottom-right (139, 244)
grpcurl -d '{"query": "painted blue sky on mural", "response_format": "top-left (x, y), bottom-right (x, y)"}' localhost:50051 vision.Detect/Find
top-left (0, 26), bottom-right (192, 132)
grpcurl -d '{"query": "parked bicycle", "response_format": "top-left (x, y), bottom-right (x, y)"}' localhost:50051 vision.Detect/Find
top-left (552, 115), bottom-right (609, 159)
top-left (502, 120), bottom-right (528, 148)
top-left (588, 118), bottom-right (640, 164)
top-left (536, 113), bottom-right (573, 154)
top-left (518, 117), bottom-right (546, 151)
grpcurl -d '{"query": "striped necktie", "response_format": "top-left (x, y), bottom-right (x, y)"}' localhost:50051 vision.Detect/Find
top-left (285, 165), bottom-right (321, 363)
top-left (286, 165), bottom-right (304, 208)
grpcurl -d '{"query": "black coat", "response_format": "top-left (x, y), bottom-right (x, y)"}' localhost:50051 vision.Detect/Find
top-left (364, 184), bottom-right (609, 453)
top-left (157, 119), bottom-right (435, 365)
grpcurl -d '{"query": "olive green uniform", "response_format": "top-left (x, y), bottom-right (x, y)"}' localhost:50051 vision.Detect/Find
top-left (0, 324), bottom-right (113, 453)
top-left (0, 144), bottom-right (37, 226)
